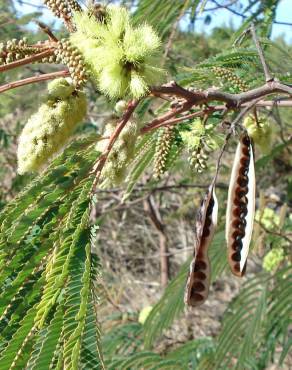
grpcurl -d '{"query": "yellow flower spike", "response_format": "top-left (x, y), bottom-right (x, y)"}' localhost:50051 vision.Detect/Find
top-left (129, 71), bottom-right (148, 99)
top-left (99, 64), bottom-right (129, 99)
top-left (105, 4), bottom-right (130, 40)
top-left (17, 79), bottom-right (87, 174)
top-left (71, 5), bottom-right (164, 99)
top-left (124, 25), bottom-right (161, 62)
top-left (47, 77), bottom-right (75, 99)
top-left (72, 11), bottom-right (104, 39)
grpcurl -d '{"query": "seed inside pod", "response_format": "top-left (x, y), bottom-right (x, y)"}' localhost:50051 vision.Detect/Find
top-left (232, 219), bottom-right (246, 229)
top-left (190, 293), bottom-right (204, 302)
top-left (193, 271), bottom-right (207, 280)
top-left (239, 167), bottom-right (249, 177)
top-left (204, 217), bottom-right (212, 227)
top-left (242, 136), bottom-right (250, 146)
top-left (232, 229), bottom-right (245, 239)
top-left (192, 282), bottom-right (205, 292)
top-left (235, 186), bottom-right (248, 198)
top-left (194, 260), bottom-right (207, 270)
top-left (240, 157), bottom-right (250, 166)
top-left (242, 146), bottom-right (250, 156)
top-left (232, 252), bottom-right (241, 262)
top-left (232, 240), bottom-right (243, 251)
top-left (237, 176), bottom-right (248, 187)
top-left (234, 197), bottom-right (248, 207)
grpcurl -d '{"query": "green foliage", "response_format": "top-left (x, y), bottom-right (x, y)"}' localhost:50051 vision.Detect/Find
top-left (1, 1), bottom-right (292, 369)
top-left (102, 320), bottom-right (214, 370)
top-left (134, 0), bottom-right (202, 39)
top-left (0, 137), bottom-right (104, 369)
top-left (205, 266), bottom-right (292, 370)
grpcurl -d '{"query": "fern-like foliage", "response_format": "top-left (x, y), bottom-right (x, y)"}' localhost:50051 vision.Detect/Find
top-left (197, 265), bottom-right (292, 370)
top-left (134, 0), bottom-right (202, 39)
top-left (0, 136), bottom-right (104, 369)
top-left (102, 323), bottom-right (214, 370)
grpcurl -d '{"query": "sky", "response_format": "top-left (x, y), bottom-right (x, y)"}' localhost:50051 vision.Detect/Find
top-left (13, 0), bottom-right (292, 43)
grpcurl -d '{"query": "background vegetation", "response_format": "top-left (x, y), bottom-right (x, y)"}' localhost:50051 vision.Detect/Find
top-left (0, 1), bottom-right (291, 369)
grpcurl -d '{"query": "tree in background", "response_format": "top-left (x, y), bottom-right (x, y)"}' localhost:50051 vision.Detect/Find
top-left (0, 1), bottom-right (291, 369)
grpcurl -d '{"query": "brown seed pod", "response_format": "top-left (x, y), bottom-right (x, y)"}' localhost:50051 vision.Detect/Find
top-left (226, 133), bottom-right (256, 277)
top-left (185, 183), bottom-right (218, 306)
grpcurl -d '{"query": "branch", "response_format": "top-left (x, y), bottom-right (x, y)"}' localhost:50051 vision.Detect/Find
top-left (151, 81), bottom-right (292, 107)
top-left (250, 23), bottom-right (273, 82)
top-left (0, 49), bottom-right (55, 73)
top-left (144, 195), bottom-right (169, 287)
top-left (0, 70), bottom-right (70, 93)
top-left (35, 21), bottom-right (58, 42)
top-left (143, 81), bottom-right (292, 133)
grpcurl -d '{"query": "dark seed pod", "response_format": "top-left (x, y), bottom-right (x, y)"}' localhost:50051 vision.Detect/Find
top-left (226, 133), bottom-right (255, 277)
top-left (185, 183), bottom-right (218, 306)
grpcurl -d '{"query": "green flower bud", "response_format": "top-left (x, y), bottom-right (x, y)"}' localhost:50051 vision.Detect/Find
top-left (115, 100), bottom-right (127, 117)
top-left (263, 248), bottom-right (285, 272)
top-left (243, 115), bottom-right (273, 154)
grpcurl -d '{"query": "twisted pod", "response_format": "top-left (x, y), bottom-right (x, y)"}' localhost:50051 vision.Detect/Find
top-left (226, 134), bottom-right (256, 277)
top-left (185, 183), bottom-right (218, 306)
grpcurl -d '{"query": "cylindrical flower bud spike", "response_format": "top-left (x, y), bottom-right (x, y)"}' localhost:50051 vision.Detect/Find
top-left (55, 39), bottom-right (88, 88)
top-left (213, 66), bottom-right (248, 92)
top-left (153, 126), bottom-right (176, 179)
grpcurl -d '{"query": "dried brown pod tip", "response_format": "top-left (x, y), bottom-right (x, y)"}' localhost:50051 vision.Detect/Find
top-left (226, 133), bottom-right (256, 277)
top-left (185, 184), bottom-right (218, 306)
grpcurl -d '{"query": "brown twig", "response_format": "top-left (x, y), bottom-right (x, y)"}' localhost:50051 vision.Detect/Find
top-left (163, 0), bottom-right (190, 61)
top-left (0, 70), bottom-right (70, 93)
top-left (35, 21), bottom-right (59, 42)
top-left (144, 195), bottom-right (169, 287)
top-left (250, 23), bottom-right (273, 82)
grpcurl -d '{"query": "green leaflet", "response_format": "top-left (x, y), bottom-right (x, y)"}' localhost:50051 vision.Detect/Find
top-left (143, 259), bottom-right (188, 349)
top-left (0, 269), bottom-right (43, 354)
top-left (108, 351), bottom-right (161, 370)
top-left (0, 135), bottom-right (97, 230)
top-left (102, 322), bottom-right (143, 360)
top-left (123, 133), bottom-right (157, 201)
top-left (0, 136), bottom-right (103, 369)
top-left (0, 194), bottom-right (74, 317)
top-left (105, 336), bottom-right (214, 370)
top-left (62, 223), bottom-right (93, 368)
top-left (34, 180), bottom-right (92, 328)
top-left (0, 305), bottom-right (37, 370)
top-left (207, 266), bottom-right (292, 370)
top-left (134, 0), bottom-right (198, 39)
top-left (80, 295), bottom-right (104, 370)
top-left (26, 304), bottom-right (64, 370)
